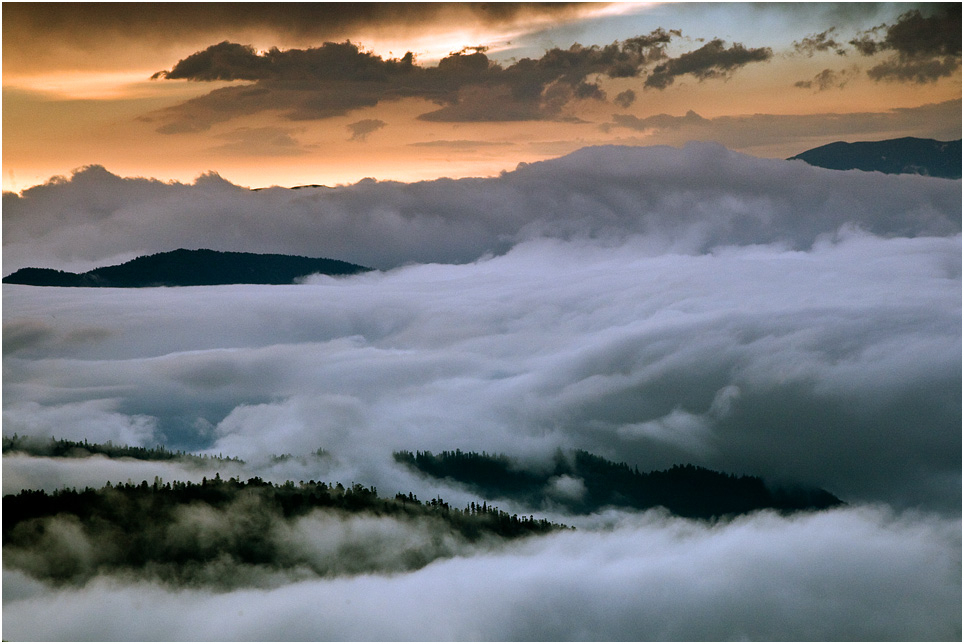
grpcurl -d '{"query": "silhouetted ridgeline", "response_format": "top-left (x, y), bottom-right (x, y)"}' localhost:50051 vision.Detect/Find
top-left (3, 476), bottom-right (566, 587)
top-left (394, 449), bottom-right (842, 518)
top-left (2, 434), bottom-right (244, 465)
top-left (788, 137), bottom-right (962, 179)
top-left (2, 248), bottom-right (372, 287)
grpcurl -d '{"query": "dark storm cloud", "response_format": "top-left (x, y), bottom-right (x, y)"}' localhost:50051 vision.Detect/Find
top-left (148, 29), bottom-right (698, 128)
top-left (644, 39), bottom-right (773, 90)
top-left (5, 2), bottom-right (594, 41)
top-left (3, 2), bottom-right (599, 72)
top-left (605, 99), bottom-right (962, 151)
top-left (850, 5), bottom-right (962, 83)
top-left (153, 40), bottom-right (417, 82)
top-left (3, 507), bottom-right (960, 640)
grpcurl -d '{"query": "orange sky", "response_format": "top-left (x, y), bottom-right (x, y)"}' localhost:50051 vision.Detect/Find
top-left (3, 2), bottom-right (960, 192)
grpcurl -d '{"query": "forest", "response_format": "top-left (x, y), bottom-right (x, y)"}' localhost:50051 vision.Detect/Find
top-left (394, 449), bottom-right (843, 518)
top-left (3, 434), bottom-right (244, 465)
top-left (3, 474), bottom-right (567, 587)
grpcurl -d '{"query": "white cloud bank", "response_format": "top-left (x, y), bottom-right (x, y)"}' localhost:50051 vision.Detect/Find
top-left (5, 230), bottom-right (959, 511)
top-left (3, 143), bottom-right (959, 273)
top-left (3, 143), bottom-right (960, 640)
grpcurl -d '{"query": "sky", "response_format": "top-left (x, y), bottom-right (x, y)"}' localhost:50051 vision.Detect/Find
top-left (2, 3), bottom-right (962, 640)
top-left (2, 2), bottom-right (961, 191)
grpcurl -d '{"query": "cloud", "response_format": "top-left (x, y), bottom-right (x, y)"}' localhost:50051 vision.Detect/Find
top-left (792, 28), bottom-right (847, 57)
top-left (867, 56), bottom-right (961, 84)
top-left (3, 224), bottom-right (960, 512)
top-left (407, 139), bottom-right (512, 149)
top-left (606, 109), bottom-right (709, 131)
top-left (850, 5), bottom-right (962, 83)
top-left (3, 507), bottom-right (960, 640)
top-left (613, 88), bottom-right (636, 108)
top-left (644, 39), bottom-right (773, 90)
top-left (209, 126), bottom-right (308, 157)
top-left (3, 145), bottom-right (959, 506)
top-left (5, 142), bottom-right (960, 275)
top-left (793, 67), bottom-right (857, 91)
top-left (3, 3), bottom-right (600, 74)
top-left (346, 118), bottom-right (387, 142)
top-left (146, 29), bottom-right (735, 128)
top-left (604, 99), bottom-right (962, 151)
top-left (3, 490), bottom-right (497, 588)
top-left (3, 142), bottom-right (960, 639)
top-left (3, 400), bottom-right (158, 447)
top-left (1, 453), bottom-right (239, 496)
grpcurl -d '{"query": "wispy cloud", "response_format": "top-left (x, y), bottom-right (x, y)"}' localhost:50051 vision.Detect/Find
top-left (850, 5), bottom-right (962, 83)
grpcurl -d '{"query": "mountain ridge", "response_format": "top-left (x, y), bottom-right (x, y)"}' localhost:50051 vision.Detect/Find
top-left (788, 136), bottom-right (962, 178)
top-left (2, 248), bottom-right (372, 287)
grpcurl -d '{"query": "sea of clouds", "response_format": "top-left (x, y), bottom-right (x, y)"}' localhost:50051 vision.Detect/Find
top-left (3, 143), bottom-right (960, 640)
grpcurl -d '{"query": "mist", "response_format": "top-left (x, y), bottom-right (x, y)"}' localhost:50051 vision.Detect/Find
top-left (5, 230), bottom-right (959, 511)
top-left (3, 506), bottom-right (959, 641)
top-left (3, 143), bottom-right (959, 274)
top-left (3, 143), bottom-right (960, 640)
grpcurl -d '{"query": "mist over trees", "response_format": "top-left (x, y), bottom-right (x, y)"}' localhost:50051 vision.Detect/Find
top-left (3, 474), bottom-right (566, 588)
top-left (3, 141), bottom-right (959, 640)
top-left (2, 434), bottom-right (243, 465)
top-left (394, 449), bottom-right (841, 518)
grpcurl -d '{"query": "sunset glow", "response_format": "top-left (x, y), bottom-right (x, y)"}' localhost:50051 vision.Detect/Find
top-left (2, 5), bottom-right (960, 641)
top-left (3, 2), bottom-right (959, 192)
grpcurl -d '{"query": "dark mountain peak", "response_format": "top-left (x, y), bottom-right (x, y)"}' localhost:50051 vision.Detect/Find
top-left (3, 248), bottom-right (372, 287)
top-left (789, 137), bottom-right (962, 179)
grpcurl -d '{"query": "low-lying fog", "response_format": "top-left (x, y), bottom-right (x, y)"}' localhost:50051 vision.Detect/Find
top-left (3, 144), bottom-right (960, 640)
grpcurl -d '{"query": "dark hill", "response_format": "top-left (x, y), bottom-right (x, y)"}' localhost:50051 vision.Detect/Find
top-left (2, 249), bottom-right (372, 287)
top-left (394, 449), bottom-right (842, 519)
top-left (788, 137), bottom-right (962, 179)
top-left (3, 476), bottom-right (565, 586)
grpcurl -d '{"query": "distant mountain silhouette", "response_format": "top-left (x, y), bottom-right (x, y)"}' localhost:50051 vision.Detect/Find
top-left (395, 449), bottom-right (842, 519)
top-left (789, 137), bottom-right (962, 179)
top-left (2, 249), bottom-right (372, 287)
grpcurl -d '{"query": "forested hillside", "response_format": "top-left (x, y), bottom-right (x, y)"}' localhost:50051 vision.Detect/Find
top-left (3, 475), bottom-right (566, 587)
top-left (395, 449), bottom-right (842, 518)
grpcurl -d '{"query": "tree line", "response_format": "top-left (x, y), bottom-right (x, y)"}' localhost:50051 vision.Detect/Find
top-left (3, 474), bottom-right (567, 586)
top-left (3, 434), bottom-right (244, 465)
top-left (394, 448), bottom-right (842, 518)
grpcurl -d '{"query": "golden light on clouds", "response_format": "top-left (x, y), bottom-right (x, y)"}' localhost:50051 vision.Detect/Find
top-left (4, 70), bottom-right (186, 101)
top-left (1, 2), bottom-right (959, 193)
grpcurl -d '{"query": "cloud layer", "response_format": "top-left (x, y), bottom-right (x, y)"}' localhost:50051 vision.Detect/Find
top-left (3, 144), bottom-right (960, 639)
top-left (4, 142), bottom-right (959, 273)
top-left (4, 146), bottom-right (960, 514)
